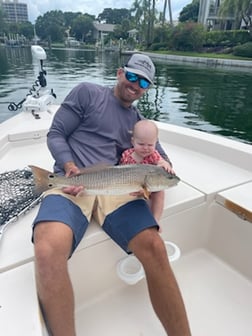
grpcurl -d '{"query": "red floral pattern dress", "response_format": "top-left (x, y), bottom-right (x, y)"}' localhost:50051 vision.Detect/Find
top-left (120, 148), bottom-right (162, 165)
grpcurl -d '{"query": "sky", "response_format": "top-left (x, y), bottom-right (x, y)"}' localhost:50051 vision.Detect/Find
top-left (26, 0), bottom-right (192, 23)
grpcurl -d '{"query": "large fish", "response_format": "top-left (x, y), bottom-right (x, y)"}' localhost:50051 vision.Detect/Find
top-left (29, 164), bottom-right (180, 197)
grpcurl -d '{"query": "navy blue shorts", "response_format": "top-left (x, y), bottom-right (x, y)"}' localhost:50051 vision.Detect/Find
top-left (32, 195), bottom-right (158, 255)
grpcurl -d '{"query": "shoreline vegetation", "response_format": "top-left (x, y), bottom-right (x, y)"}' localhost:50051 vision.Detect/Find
top-left (47, 42), bottom-right (252, 67)
top-left (46, 42), bottom-right (251, 59)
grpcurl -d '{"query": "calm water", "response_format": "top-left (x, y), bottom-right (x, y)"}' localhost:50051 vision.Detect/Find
top-left (0, 46), bottom-right (252, 144)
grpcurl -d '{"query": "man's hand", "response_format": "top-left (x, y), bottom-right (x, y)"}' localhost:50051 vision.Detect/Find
top-left (62, 185), bottom-right (84, 196)
top-left (62, 161), bottom-right (84, 196)
top-left (64, 161), bottom-right (80, 177)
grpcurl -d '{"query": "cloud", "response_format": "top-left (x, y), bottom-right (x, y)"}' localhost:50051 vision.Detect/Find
top-left (26, 0), bottom-right (191, 23)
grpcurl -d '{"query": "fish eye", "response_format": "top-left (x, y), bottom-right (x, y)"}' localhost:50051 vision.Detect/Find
top-left (48, 183), bottom-right (54, 188)
top-left (48, 174), bottom-right (54, 179)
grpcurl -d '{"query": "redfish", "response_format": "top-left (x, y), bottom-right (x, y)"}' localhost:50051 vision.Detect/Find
top-left (29, 164), bottom-right (180, 197)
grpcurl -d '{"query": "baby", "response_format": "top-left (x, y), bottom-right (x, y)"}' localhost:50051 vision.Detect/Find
top-left (120, 119), bottom-right (175, 226)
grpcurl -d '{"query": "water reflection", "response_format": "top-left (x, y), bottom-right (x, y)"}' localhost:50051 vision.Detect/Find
top-left (146, 62), bottom-right (252, 143)
top-left (0, 47), bottom-right (251, 144)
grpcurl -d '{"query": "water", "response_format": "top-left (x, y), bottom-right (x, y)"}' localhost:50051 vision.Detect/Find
top-left (0, 46), bottom-right (252, 144)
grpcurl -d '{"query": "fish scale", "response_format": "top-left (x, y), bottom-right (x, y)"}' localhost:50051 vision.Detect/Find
top-left (29, 164), bottom-right (180, 196)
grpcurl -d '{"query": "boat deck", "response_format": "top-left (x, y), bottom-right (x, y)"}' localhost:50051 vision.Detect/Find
top-left (73, 249), bottom-right (252, 336)
top-left (2, 248), bottom-right (252, 336)
top-left (0, 110), bottom-right (252, 335)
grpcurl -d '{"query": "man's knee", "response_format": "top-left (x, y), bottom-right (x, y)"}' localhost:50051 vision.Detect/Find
top-left (33, 221), bottom-right (73, 264)
top-left (129, 228), bottom-right (166, 259)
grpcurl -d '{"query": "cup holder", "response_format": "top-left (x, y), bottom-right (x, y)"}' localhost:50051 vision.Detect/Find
top-left (165, 240), bottom-right (181, 262)
top-left (116, 255), bottom-right (144, 285)
top-left (117, 241), bottom-right (181, 285)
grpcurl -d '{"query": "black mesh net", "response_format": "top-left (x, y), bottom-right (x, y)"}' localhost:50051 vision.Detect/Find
top-left (0, 168), bottom-right (41, 226)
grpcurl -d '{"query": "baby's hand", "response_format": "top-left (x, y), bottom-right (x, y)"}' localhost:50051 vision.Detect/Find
top-left (158, 160), bottom-right (175, 175)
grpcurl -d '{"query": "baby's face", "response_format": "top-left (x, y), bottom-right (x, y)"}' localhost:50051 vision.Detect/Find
top-left (132, 135), bottom-right (157, 158)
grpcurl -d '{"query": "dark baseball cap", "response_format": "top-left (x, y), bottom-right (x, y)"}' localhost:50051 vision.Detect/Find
top-left (124, 53), bottom-right (155, 84)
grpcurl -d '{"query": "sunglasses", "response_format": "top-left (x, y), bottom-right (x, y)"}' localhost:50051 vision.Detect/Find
top-left (124, 71), bottom-right (151, 89)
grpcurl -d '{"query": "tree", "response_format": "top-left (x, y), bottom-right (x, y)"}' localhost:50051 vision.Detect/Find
top-left (113, 19), bottom-right (131, 40)
top-left (219, 0), bottom-right (252, 33)
top-left (71, 14), bottom-right (94, 42)
top-left (152, 24), bottom-right (172, 45)
top-left (148, 0), bottom-right (156, 46)
top-left (170, 22), bottom-right (205, 51)
top-left (63, 11), bottom-right (82, 29)
top-left (98, 8), bottom-right (131, 24)
top-left (131, 0), bottom-right (144, 30)
top-left (18, 22), bottom-right (34, 40)
top-left (161, 0), bottom-right (173, 26)
top-left (35, 10), bottom-right (65, 43)
top-left (167, 0), bottom-right (173, 25)
top-left (130, 0), bottom-right (157, 46)
top-left (179, 0), bottom-right (199, 22)
top-left (161, 0), bottom-right (167, 25)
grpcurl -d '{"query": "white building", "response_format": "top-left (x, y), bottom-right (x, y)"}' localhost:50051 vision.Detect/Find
top-left (198, 0), bottom-right (236, 30)
top-left (0, 0), bottom-right (28, 23)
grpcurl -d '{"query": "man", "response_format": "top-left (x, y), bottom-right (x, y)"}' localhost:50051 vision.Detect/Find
top-left (32, 53), bottom-right (191, 336)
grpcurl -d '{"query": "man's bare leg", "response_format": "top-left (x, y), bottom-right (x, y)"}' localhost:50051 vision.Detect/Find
top-left (150, 190), bottom-right (164, 223)
top-left (33, 221), bottom-right (76, 336)
top-left (129, 228), bottom-right (191, 336)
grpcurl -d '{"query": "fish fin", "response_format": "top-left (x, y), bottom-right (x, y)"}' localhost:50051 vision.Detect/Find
top-left (142, 186), bottom-right (151, 200)
top-left (29, 165), bottom-right (54, 195)
top-left (77, 163), bottom-right (112, 175)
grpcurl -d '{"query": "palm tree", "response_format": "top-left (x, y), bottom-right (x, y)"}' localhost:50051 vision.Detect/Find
top-left (131, 0), bottom-right (143, 30)
top-left (168, 0), bottom-right (173, 25)
top-left (162, 0), bottom-right (173, 26)
top-left (146, 0), bottom-right (156, 46)
top-left (131, 0), bottom-right (157, 46)
top-left (161, 0), bottom-right (167, 25)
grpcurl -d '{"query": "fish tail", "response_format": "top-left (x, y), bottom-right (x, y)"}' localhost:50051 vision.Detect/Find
top-left (29, 165), bottom-right (53, 195)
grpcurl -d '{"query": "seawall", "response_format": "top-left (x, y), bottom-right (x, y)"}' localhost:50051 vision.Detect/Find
top-left (123, 50), bottom-right (252, 70)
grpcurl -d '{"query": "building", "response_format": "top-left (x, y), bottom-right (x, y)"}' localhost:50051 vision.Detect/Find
top-left (92, 21), bottom-right (116, 50)
top-left (92, 21), bottom-right (115, 41)
top-left (0, 0), bottom-right (28, 23)
top-left (198, 0), bottom-right (236, 30)
top-left (198, 0), bottom-right (212, 26)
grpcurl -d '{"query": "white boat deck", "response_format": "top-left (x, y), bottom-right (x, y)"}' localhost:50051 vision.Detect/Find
top-left (0, 109), bottom-right (252, 335)
top-left (72, 249), bottom-right (252, 336)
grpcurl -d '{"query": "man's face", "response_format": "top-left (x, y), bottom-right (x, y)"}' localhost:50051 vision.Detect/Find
top-left (115, 68), bottom-right (148, 107)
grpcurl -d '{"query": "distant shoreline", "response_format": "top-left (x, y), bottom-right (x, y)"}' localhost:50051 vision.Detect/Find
top-left (121, 50), bottom-right (252, 70)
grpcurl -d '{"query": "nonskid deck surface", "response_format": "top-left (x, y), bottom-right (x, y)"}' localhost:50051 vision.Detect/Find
top-left (173, 249), bottom-right (252, 336)
top-left (75, 249), bottom-right (252, 336)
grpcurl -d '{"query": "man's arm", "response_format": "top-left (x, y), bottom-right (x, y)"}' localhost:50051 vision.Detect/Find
top-left (47, 104), bottom-right (82, 171)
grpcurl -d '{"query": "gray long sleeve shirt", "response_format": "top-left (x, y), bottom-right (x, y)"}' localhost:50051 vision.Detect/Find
top-left (47, 82), bottom-right (170, 174)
